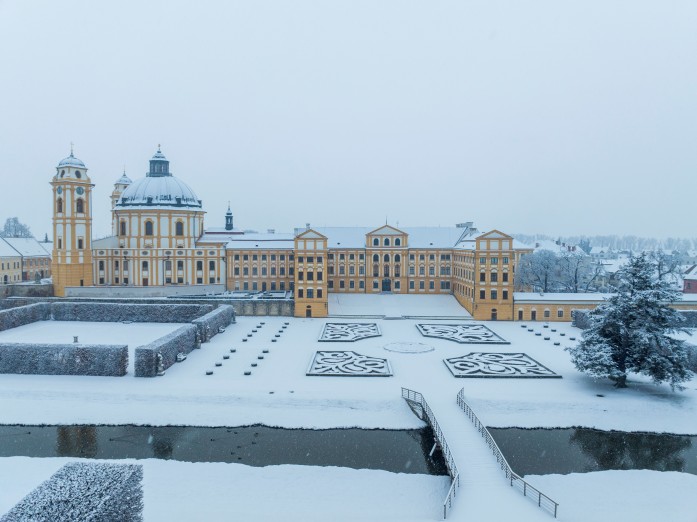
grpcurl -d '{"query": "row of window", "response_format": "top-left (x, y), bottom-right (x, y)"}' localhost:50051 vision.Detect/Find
top-left (296, 288), bottom-right (323, 299)
top-left (479, 272), bottom-right (509, 283)
top-left (119, 221), bottom-right (185, 237)
top-left (326, 279), bottom-right (452, 291)
top-left (519, 309), bottom-right (566, 320)
top-left (478, 256), bottom-right (509, 265)
top-left (478, 289), bottom-right (510, 300)
top-left (0, 262), bottom-right (21, 270)
top-left (233, 254), bottom-right (294, 262)
top-left (56, 198), bottom-right (84, 214)
top-left (234, 266), bottom-right (293, 277)
top-left (98, 260), bottom-right (218, 271)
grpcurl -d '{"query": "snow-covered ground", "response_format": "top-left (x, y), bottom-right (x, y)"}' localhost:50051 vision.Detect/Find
top-left (0, 300), bottom-right (695, 521)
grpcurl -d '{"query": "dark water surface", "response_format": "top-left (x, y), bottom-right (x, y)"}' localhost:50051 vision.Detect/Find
top-left (489, 427), bottom-right (697, 476)
top-left (0, 424), bottom-right (448, 475)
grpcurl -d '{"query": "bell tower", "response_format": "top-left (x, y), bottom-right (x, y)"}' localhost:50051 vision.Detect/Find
top-left (111, 169), bottom-right (132, 235)
top-left (51, 147), bottom-right (94, 297)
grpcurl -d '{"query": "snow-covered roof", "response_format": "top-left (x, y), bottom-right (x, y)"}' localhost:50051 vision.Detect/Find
top-left (57, 152), bottom-right (86, 168)
top-left (37, 241), bottom-right (52, 255)
top-left (93, 236), bottom-right (119, 249)
top-left (114, 172), bottom-right (132, 185)
top-left (1, 237), bottom-right (51, 257)
top-left (116, 175), bottom-right (202, 210)
top-left (0, 239), bottom-right (21, 258)
top-left (224, 233), bottom-right (295, 250)
top-left (513, 292), bottom-right (612, 303)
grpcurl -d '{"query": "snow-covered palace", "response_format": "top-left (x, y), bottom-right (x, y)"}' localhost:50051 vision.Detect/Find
top-left (56, 147), bottom-right (679, 320)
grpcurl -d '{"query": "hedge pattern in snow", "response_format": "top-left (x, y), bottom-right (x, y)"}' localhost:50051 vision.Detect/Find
top-left (0, 343), bottom-right (128, 376)
top-left (191, 305), bottom-right (235, 342)
top-left (0, 462), bottom-right (143, 522)
top-left (135, 325), bottom-right (197, 377)
top-left (50, 302), bottom-right (214, 323)
top-left (0, 303), bottom-right (50, 332)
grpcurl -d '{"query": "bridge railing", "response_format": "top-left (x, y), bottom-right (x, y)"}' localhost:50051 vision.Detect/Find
top-left (401, 387), bottom-right (460, 519)
top-left (456, 388), bottom-right (559, 518)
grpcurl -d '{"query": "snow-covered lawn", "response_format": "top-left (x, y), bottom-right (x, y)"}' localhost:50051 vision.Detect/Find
top-left (0, 305), bottom-right (695, 521)
top-left (328, 292), bottom-right (471, 317)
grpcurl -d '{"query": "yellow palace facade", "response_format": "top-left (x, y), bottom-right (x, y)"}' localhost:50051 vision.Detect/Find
top-left (59, 147), bottom-right (644, 320)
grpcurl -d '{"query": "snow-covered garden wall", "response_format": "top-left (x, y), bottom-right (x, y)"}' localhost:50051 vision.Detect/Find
top-left (0, 462), bottom-right (143, 522)
top-left (0, 342), bottom-right (128, 376)
top-left (0, 303), bottom-right (50, 332)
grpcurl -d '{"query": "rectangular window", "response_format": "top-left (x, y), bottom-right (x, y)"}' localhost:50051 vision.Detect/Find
top-left (373, 281), bottom-right (379, 290)
top-left (339, 266), bottom-right (345, 275)
top-left (395, 280), bottom-right (400, 289)
top-left (491, 257), bottom-right (498, 265)
top-left (340, 280), bottom-right (345, 289)
top-left (280, 267), bottom-right (285, 276)
top-left (271, 267), bottom-right (276, 276)
top-left (349, 280), bottom-right (355, 289)
top-left (409, 266), bottom-right (415, 275)
top-left (234, 254), bottom-right (240, 260)
top-left (252, 267), bottom-right (258, 276)
top-left (297, 289), bottom-right (303, 298)
top-left (359, 280), bottom-right (365, 289)
top-left (490, 273), bottom-right (498, 282)
top-left (349, 266), bottom-right (355, 275)
top-left (479, 273), bottom-right (486, 282)
top-left (329, 266), bottom-right (334, 275)
top-left (243, 282), bottom-right (248, 290)
top-left (307, 272), bottom-right (314, 281)
top-left (349, 254), bottom-right (354, 260)
top-left (271, 254), bottom-right (276, 261)
top-left (77, 238), bottom-right (84, 250)
top-left (419, 266), bottom-right (425, 276)
top-left (502, 272), bottom-right (509, 282)
top-left (479, 257), bottom-right (486, 264)
top-left (253, 255), bottom-right (258, 261)
top-left (317, 289), bottom-right (323, 298)
top-left (429, 266), bottom-right (435, 276)
top-left (317, 272), bottom-right (323, 281)
top-left (307, 289), bottom-right (314, 298)
top-left (491, 290), bottom-right (497, 299)
top-left (479, 289), bottom-right (486, 299)
top-left (298, 271), bottom-right (304, 280)
top-left (209, 260), bottom-right (215, 271)
top-left (339, 254), bottom-right (345, 260)
top-left (281, 254), bottom-right (286, 261)
top-left (252, 282), bottom-right (258, 290)
top-left (261, 254), bottom-right (267, 261)
top-left (243, 255), bottom-right (249, 261)
top-left (262, 267), bottom-right (267, 276)
top-left (243, 267), bottom-right (249, 276)
top-left (503, 290), bottom-right (508, 300)
top-left (419, 281), bottom-right (425, 290)
top-left (328, 280), bottom-right (334, 289)
top-left (359, 266), bottom-right (365, 275)
top-left (429, 281), bottom-right (435, 290)
top-left (557, 309), bottom-right (564, 318)
top-left (409, 281), bottom-right (415, 289)
top-left (280, 282), bottom-right (285, 290)
top-left (503, 257), bottom-right (509, 264)
top-left (544, 310), bottom-right (551, 318)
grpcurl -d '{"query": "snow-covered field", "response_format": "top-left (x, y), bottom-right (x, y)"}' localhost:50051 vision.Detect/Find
top-left (328, 292), bottom-right (471, 317)
top-left (0, 297), bottom-right (695, 521)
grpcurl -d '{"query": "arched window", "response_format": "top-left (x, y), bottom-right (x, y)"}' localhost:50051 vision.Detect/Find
top-left (384, 238), bottom-right (390, 246)
top-left (383, 254), bottom-right (390, 262)
top-left (372, 254), bottom-right (379, 262)
top-left (142, 261), bottom-right (149, 271)
top-left (76, 198), bottom-right (84, 213)
top-left (395, 238), bottom-right (401, 246)
top-left (56, 198), bottom-right (63, 213)
top-left (75, 170), bottom-right (82, 179)
top-left (120, 221), bottom-right (127, 236)
top-left (373, 238), bottom-right (379, 246)
top-left (175, 221), bottom-right (184, 236)
top-left (394, 254), bottom-right (401, 263)
top-left (384, 264), bottom-right (390, 277)
top-left (145, 221), bottom-right (153, 236)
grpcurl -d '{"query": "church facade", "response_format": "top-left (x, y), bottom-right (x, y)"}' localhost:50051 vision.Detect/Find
top-left (51, 148), bottom-right (539, 320)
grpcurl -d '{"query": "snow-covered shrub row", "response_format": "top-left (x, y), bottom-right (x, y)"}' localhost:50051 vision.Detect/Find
top-left (0, 303), bottom-right (50, 332)
top-left (0, 343), bottom-right (128, 376)
top-left (232, 299), bottom-right (294, 316)
top-left (0, 462), bottom-right (143, 522)
top-left (50, 302), bottom-right (215, 323)
top-left (135, 324), bottom-right (197, 377)
top-left (571, 309), bottom-right (592, 329)
top-left (191, 304), bottom-right (235, 342)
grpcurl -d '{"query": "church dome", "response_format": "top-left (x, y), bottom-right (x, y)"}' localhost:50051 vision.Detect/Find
top-left (114, 147), bottom-right (202, 209)
top-left (57, 152), bottom-right (86, 168)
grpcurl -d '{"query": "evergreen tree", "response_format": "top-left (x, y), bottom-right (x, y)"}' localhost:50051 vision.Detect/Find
top-left (567, 253), bottom-right (693, 389)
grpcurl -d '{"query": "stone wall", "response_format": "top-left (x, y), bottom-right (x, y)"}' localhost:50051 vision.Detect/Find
top-left (65, 284), bottom-right (225, 298)
top-left (230, 299), bottom-right (294, 316)
top-left (50, 302), bottom-right (214, 323)
top-left (135, 325), bottom-right (198, 377)
top-left (0, 283), bottom-right (53, 299)
top-left (192, 305), bottom-right (235, 342)
top-left (0, 303), bottom-right (50, 332)
top-left (0, 342), bottom-right (128, 376)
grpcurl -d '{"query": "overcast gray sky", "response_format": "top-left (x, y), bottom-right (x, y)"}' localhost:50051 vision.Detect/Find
top-left (0, 0), bottom-right (695, 240)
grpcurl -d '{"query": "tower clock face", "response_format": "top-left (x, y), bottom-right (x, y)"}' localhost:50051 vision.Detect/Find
top-left (56, 187), bottom-right (62, 194)
top-left (76, 187), bottom-right (85, 195)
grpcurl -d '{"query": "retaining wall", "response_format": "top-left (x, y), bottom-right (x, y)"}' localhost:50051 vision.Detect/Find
top-left (135, 325), bottom-right (198, 377)
top-left (230, 299), bottom-right (294, 316)
top-left (0, 342), bottom-right (128, 376)
top-left (0, 303), bottom-right (50, 332)
top-left (65, 284), bottom-right (225, 298)
top-left (0, 283), bottom-right (53, 299)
